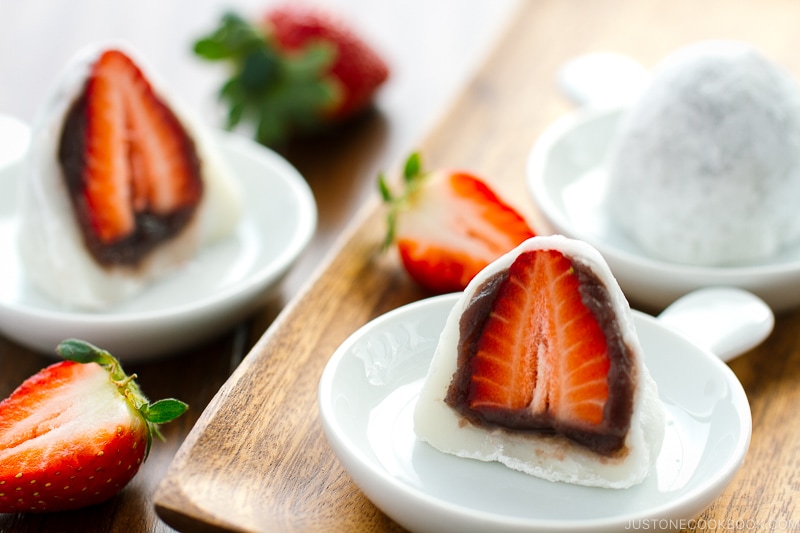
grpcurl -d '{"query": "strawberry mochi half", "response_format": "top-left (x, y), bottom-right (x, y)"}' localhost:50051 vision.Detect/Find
top-left (17, 44), bottom-right (241, 310)
top-left (414, 235), bottom-right (665, 489)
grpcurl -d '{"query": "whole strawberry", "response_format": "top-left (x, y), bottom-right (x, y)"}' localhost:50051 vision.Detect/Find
top-left (193, 5), bottom-right (389, 147)
top-left (379, 153), bottom-right (536, 294)
top-left (0, 339), bottom-right (187, 513)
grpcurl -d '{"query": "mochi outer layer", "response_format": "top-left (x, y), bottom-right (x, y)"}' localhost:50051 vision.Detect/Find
top-left (17, 43), bottom-right (242, 310)
top-left (606, 40), bottom-right (800, 266)
top-left (413, 235), bottom-right (665, 489)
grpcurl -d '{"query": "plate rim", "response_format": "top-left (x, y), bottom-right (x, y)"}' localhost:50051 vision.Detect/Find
top-left (0, 129), bottom-right (317, 355)
top-left (525, 105), bottom-right (800, 281)
top-left (318, 293), bottom-right (752, 532)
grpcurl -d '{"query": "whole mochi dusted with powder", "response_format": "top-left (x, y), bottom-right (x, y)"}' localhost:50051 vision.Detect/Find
top-left (414, 235), bottom-right (665, 489)
top-left (604, 40), bottom-right (800, 266)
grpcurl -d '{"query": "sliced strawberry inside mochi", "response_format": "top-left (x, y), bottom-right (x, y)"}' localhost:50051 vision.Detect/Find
top-left (58, 49), bottom-right (203, 266)
top-left (415, 236), bottom-right (664, 488)
top-left (445, 248), bottom-right (635, 456)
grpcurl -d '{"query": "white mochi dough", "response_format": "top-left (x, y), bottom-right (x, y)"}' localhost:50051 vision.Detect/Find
top-left (17, 43), bottom-right (241, 310)
top-left (605, 40), bottom-right (800, 266)
top-left (414, 235), bottom-right (665, 489)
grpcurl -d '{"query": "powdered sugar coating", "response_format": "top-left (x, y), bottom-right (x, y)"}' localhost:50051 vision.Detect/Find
top-left (413, 235), bottom-right (665, 489)
top-left (606, 40), bottom-right (800, 266)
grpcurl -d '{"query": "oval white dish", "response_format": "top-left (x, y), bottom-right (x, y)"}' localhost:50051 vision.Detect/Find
top-left (319, 293), bottom-right (752, 533)
top-left (0, 128), bottom-right (316, 360)
top-left (526, 106), bottom-right (800, 313)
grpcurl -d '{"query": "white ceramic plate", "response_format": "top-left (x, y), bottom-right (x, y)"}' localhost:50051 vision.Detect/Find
top-left (0, 129), bottom-right (316, 361)
top-left (319, 294), bottom-right (751, 533)
top-left (526, 106), bottom-right (800, 313)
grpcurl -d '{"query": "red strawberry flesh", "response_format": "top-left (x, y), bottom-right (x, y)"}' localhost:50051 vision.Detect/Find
top-left (446, 249), bottom-right (635, 455)
top-left (393, 170), bottom-right (535, 293)
top-left (58, 49), bottom-right (202, 267)
top-left (0, 339), bottom-right (186, 514)
top-left (264, 4), bottom-right (389, 119)
top-left (0, 361), bottom-right (146, 513)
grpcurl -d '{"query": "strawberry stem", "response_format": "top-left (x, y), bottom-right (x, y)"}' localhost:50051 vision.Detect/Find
top-left (378, 151), bottom-right (427, 250)
top-left (56, 339), bottom-right (188, 454)
top-left (116, 373), bottom-right (138, 388)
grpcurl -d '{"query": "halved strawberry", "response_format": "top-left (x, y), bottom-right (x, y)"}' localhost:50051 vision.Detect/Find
top-left (379, 152), bottom-right (536, 294)
top-left (0, 340), bottom-right (187, 513)
top-left (59, 49), bottom-right (202, 265)
top-left (446, 248), bottom-right (634, 455)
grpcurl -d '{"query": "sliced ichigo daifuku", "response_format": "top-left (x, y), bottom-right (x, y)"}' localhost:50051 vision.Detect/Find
top-left (17, 44), bottom-right (241, 309)
top-left (414, 235), bottom-right (665, 489)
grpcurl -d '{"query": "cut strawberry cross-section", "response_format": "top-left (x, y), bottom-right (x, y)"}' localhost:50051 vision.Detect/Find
top-left (415, 235), bottom-right (665, 488)
top-left (0, 339), bottom-right (187, 513)
top-left (447, 247), bottom-right (635, 455)
top-left (380, 152), bottom-right (536, 294)
top-left (59, 49), bottom-right (203, 266)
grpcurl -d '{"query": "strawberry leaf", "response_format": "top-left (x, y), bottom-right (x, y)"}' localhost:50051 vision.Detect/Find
top-left (239, 48), bottom-right (280, 93)
top-left (219, 78), bottom-right (247, 129)
top-left (57, 339), bottom-right (121, 378)
top-left (193, 12), bottom-right (264, 60)
top-left (141, 399), bottom-right (189, 425)
top-left (378, 152), bottom-right (431, 250)
top-left (377, 172), bottom-right (393, 202)
top-left (193, 11), bottom-right (339, 147)
top-left (377, 172), bottom-right (397, 250)
top-left (403, 152), bottom-right (421, 182)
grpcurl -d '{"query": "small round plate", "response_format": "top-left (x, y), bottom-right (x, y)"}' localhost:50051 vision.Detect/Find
top-left (526, 106), bottom-right (800, 312)
top-left (0, 129), bottom-right (316, 360)
top-left (319, 294), bottom-right (751, 533)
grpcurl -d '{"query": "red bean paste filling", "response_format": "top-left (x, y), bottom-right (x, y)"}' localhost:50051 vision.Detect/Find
top-left (444, 257), bottom-right (636, 456)
top-left (58, 91), bottom-right (201, 267)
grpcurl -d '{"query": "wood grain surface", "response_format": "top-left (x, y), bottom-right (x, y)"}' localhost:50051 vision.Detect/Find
top-left (154, 1), bottom-right (800, 532)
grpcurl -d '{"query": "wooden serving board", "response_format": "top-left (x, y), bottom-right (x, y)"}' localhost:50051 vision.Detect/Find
top-left (154, 1), bottom-right (800, 531)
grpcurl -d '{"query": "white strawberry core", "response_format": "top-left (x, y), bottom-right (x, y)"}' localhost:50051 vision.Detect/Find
top-left (0, 364), bottom-right (139, 470)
